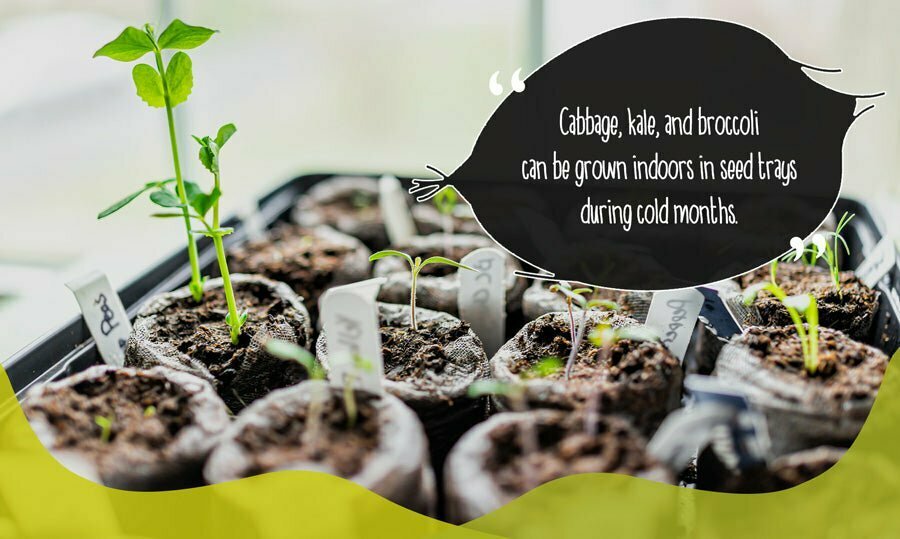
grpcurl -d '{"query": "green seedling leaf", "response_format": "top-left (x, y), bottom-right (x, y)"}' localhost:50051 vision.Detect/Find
top-left (94, 415), bottom-right (113, 443)
top-left (467, 380), bottom-right (514, 398)
top-left (783, 294), bottom-right (812, 311)
top-left (523, 356), bottom-right (563, 379)
top-left (265, 339), bottom-right (324, 380)
top-left (143, 405), bottom-right (156, 417)
top-left (433, 186), bottom-right (458, 215)
top-left (132, 64), bottom-right (165, 107)
top-left (420, 256), bottom-right (476, 272)
top-left (614, 325), bottom-right (661, 343)
top-left (585, 299), bottom-right (620, 311)
top-left (215, 123), bottom-right (237, 147)
top-left (742, 282), bottom-right (771, 305)
top-left (157, 19), bottom-right (217, 50)
top-left (165, 52), bottom-right (194, 107)
top-left (149, 189), bottom-right (183, 208)
top-left (369, 250), bottom-right (414, 267)
top-left (189, 186), bottom-right (221, 218)
top-left (352, 354), bottom-right (375, 373)
top-left (97, 179), bottom-right (175, 219)
top-left (589, 324), bottom-right (618, 347)
top-left (93, 26), bottom-right (155, 61)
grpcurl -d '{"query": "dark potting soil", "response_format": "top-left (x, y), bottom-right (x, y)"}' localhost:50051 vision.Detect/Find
top-left (736, 325), bottom-right (887, 398)
top-left (234, 392), bottom-right (379, 478)
top-left (485, 413), bottom-right (662, 495)
top-left (740, 262), bottom-right (879, 340)
top-left (380, 316), bottom-right (472, 398)
top-left (147, 281), bottom-right (310, 411)
top-left (229, 224), bottom-right (354, 316)
top-left (509, 316), bottom-right (680, 405)
top-left (24, 370), bottom-right (193, 470)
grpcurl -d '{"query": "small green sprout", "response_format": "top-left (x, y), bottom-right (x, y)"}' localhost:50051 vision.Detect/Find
top-left (266, 339), bottom-right (327, 446)
top-left (94, 414), bottom-right (114, 444)
top-left (783, 211), bottom-right (855, 296)
top-left (743, 262), bottom-right (820, 373)
top-left (547, 283), bottom-right (620, 380)
top-left (343, 355), bottom-right (374, 430)
top-left (433, 187), bottom-right (459, 256)
top-left (521, 356), bottom-right (563, 379)
top-left (368, 250), bottom-right (476, 330)
top-left (143, 406), bottom-right (156, 418)
top-left (95, 20), bottom-right (218, 302)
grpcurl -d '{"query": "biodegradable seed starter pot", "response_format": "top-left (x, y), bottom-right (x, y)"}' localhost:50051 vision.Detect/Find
top-left (714, 325), bottom-right (888, 456)
top-left (126, 274), bottom-right (314, 413)
top-left (204, 380), bottom-right (436, 515)
top-left (293, 176), bottom-right (482, 251)
top-left (228, 223), bottom-right (371, 322)
top-left (372, 233), bottom-right (526, 316)
top-left (24, 365), bottom-right (230, 491)
top-left (491, 311), bottom-right (683, 436)
top-left (316, 302), bottom-right (489, 471)
top-left (444, 409), bottom-right (674, 523)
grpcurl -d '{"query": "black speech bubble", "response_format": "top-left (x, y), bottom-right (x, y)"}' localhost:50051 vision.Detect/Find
top-left (411, 18), bottom-right (877, 290)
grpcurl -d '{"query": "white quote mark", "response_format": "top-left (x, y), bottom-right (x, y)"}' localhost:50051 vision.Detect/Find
top-left (489, 68), bottom-right (526, 96)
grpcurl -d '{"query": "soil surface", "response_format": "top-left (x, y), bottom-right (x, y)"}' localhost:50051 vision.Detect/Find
top-left (229, 224), bottom-right (355, 317)
top-left (145, 280), bottom-right (310, 412)
top-left (485, 412), bottom-right (663, 494)
top-left (380, 316), bottom-right (473, 397)
top-left (24, 370), bottom-right (193, 468)
top-left (234, 392), bottom-right (379, 478)
top-left (735, 325), bottom-right (887, 398)
top-left (311, 196), bottom-right (386, 248)
top-left (740, 262), bottom-right (879, 340)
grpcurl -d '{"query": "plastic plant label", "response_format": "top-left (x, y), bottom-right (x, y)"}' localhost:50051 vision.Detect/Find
top-left (320, 278), bottom-right (386, 394)
top-left (644, 288), bottom-right (704, 363)
top-left (378, 175), bottom-right (416, 246)
top-left (65, 271), bottom-right (131, 366)
top-left (697, 285), bottom-right (743, 338)
top-left (458, 247), bottom-right (506, 355)
top-left (856, 236), bottom-right (896, 287)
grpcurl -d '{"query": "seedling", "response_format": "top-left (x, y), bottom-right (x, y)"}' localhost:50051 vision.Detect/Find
top-left (743, 262), bottom-right (820, 373)
top-left (468, 357), bottom-right (561, 490)
top-left (433, 186), bottom-right (459, 256)
top-left (783, 211), bottom-right (855, 296)
top-left (548, 284), bottom-right (619, 380)
top-left (143, 406), bottom-right (156, 418)
top-left (94, 20), bottom-right (218, 302)
top-left (368, 250), bottom-right (476, 330)
top-left (94, 414), bottom-right (114, 444)
top-left (266, 339), bottom-right (327, 447)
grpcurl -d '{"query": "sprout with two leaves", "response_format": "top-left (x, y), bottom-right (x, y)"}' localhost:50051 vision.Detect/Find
top-left (467, 356), bottom-right (562, 490)
top-left (548, 282), bottom-right (620, 380)
top-left (784, 211), bottom-right (855, 297)
top-left (95, 20), bottom-right (218, 302)
top-left (368, 251), bottom-right (476, 330)
top-left (743, 262), bottom-right (820, 373)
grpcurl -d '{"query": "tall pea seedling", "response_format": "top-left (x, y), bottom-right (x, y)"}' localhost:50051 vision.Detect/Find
top-left (368, 250), bottom-right (475, 330)
top-left (743, 262), bottom-right (820, 373)
top-left (95, 20), bottom-right (217, 302)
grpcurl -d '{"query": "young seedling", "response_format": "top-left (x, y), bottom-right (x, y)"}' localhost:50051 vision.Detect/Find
top-left (94, 20), bottom-right (218, 302)
top-left (549, 284), bottom-right (620, 380)
top-left (433, 186), bottom-right (459, 256)
top-left (743, 262), bottom-right (820, 373)
top-left (94, 414), bottom-right (114, 444)
top-left (783, 211), bottom-right (855, 296)
top-left (266, 339), bottom-right (327, 448)
top-left (368, 250), bottom-right (476, 330)
top-left (143, 405), bottom-right (156, 418)
top-left (468, 356), bottom-right (561, 490)
top-left (585, 324), bottom-right (660, 435)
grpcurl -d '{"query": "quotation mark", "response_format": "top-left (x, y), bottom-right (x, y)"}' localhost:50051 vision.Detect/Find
top-left (489, 68), bottom-right (526, 96)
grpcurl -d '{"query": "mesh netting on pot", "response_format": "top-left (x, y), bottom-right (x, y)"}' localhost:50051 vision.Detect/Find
top-left (491, 311), bottom-right (683, 436)
top-left (228, 224), bottom-right (371, 321)
top-left (713, 325), bottom-right (887, 456)
top-left (204, 380), bottom-right (436, 515)
top-left (24, 365), bottom-right (230, 491)
top-left (444, 409), bottom-right (674, 523)
top-left (126, 274), bottom-right (313, 414)
top-left (372, 233), bottom-right (526, 316)
top-left (316, 303), bottom-right (489, 469)
top-left (521, 281), bottom-right (652, 322)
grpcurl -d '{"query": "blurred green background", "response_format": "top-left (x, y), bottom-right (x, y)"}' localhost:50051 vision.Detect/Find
top-left (1, 0), bottom-right (898, 360)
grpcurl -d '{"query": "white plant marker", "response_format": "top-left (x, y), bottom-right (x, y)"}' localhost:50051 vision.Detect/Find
top-left (458, 248), bottom-right (506, 356)
top-left (644, 288), bottom-right (704, 364)
top-left (856, 236), bottom-right (896, 287)
top-left (65, 271), bottom-right (131, 366)
top-left (378, 175), bottom-right (417, 245)
top-left (320, 278), bottom-right (386, 394)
